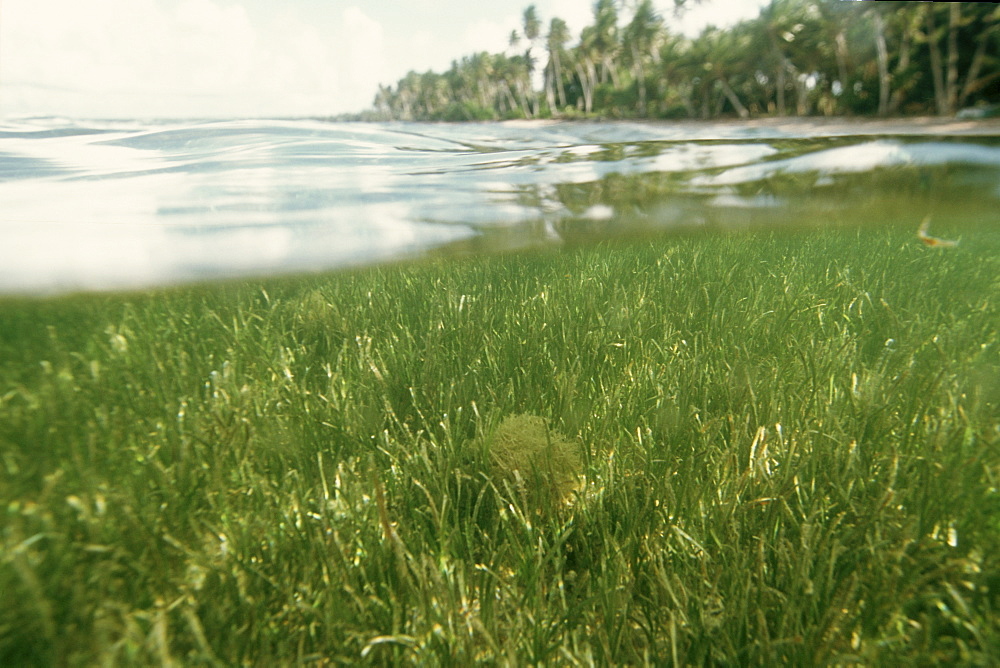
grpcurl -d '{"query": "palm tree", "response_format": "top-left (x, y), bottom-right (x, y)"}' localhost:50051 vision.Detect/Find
top-left (574, 26), bottom-right (600, 113)
top-left (922, 2), bottom-right (999, 115)
top-left (521, 5), bottom-right (542, 116)
top-left (758, 0), bottom-right (796, 115)
top-left (545, 18), bottom-right (571, 112)
top-left (624, 0), bottom-right (663, 115)
top-left (370, 0), bottom-right (998, 121)
top-left (956, 4), bottom-right (1000, 110)
top-left (658, 32), bottom-right (698, 117)
top-left (593, 0), bottom-right (622, 87)
top-left (684, 27), bottom-right (751, 118)
top-left (492, 53), bottom-right (532, 118)
top-left (523, 6), bottom-right (542, 47)
top-left (373, 84), bottom-right (394, 118)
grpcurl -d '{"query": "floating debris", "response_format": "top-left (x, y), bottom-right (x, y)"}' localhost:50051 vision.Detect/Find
top-left (917, 216), bottom-right (958, 248)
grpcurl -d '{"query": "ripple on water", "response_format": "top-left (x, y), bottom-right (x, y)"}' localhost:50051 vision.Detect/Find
top-left (2, 118), bottom-right (998, 293)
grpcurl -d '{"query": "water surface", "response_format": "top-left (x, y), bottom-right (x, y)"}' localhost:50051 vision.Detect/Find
top-left (2, 117), bottom-right (999, 293)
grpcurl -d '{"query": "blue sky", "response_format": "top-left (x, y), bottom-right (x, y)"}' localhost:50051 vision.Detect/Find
top-left (1, 0), bottom-right (769, 119)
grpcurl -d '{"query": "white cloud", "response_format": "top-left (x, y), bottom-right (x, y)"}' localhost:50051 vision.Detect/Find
top-left (461, 15), bottom-right (523, 59)
top-left (1, 0), bottom-right (388, 118)
top-left (343, 7), bottom-right (387, 94)
top-left (674, 0), bottom-right (769, 36)
top-left (169, 0), bottom-right (257, 91)
top-left (548, 0), bottom-right (591, 39)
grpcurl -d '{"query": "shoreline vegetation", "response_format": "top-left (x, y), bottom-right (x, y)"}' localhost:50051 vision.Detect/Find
top-left (348, 0), bottom-right (1000, 123)
top-left (2, 224), bottom-right (998, 664)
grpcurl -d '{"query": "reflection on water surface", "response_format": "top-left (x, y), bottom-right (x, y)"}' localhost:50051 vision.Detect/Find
top-left (2, 118), bottom-right (999, 293)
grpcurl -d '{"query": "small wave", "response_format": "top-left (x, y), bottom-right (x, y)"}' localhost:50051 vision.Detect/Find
top-left (2, 118), bottom-right (998, 293)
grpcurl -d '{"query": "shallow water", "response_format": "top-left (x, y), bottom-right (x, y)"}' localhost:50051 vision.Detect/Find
top-left (2, 117), bottom-right (999, 293)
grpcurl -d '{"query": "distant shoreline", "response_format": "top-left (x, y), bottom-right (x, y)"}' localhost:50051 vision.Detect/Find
top-left (7, 114), bottom-right (999, 138)
top-left (320, 113), bottom-right (1000, 137)
top-left (489, 116), bottom-right (1000, 137)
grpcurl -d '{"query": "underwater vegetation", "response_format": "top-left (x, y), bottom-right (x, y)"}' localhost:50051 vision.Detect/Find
top-left (0, 223), bottom-right (998, 665)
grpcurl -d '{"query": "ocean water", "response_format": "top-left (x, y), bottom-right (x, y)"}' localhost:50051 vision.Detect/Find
top-left (2, 116), bottom-right (999, 294)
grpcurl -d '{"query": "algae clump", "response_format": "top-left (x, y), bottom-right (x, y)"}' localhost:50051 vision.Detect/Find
top-left (484, 414), bottom-right (583, 512)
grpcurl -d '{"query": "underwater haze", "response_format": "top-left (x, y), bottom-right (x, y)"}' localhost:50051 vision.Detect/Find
top-left (3, 117), bottom-right (1000, 293)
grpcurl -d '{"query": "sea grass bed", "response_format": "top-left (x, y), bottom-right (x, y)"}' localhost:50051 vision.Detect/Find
top-left (1, 224), bottom-right (997, 665)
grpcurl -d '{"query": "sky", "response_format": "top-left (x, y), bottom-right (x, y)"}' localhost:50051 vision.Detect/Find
top-left (1, 0), bottom-right (770, 120)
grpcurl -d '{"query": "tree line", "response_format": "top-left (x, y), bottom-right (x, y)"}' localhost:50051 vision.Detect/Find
top-left (365, 0), bottom-right (1000, 121)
